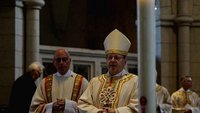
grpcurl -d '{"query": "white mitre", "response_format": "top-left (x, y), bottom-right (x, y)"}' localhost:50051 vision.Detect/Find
top-left (103, 29), bottom-right (131, 55)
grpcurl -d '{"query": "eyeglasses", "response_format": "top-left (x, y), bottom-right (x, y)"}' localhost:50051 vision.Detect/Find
top-left (183, 80), bottom-right (192, 83)
top-left (55, 57), bottom-right (69, 63)
top-left (106, 55), bottom-right (124, 61)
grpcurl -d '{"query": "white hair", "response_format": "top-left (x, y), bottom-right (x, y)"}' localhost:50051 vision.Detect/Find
top-left (27, 61), bottom-right (44, 73)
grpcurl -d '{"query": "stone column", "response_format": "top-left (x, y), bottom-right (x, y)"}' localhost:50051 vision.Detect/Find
top-left (175, 0), bottom-right (193, 79)
top-left (24, 0), bottom-right (45, 67)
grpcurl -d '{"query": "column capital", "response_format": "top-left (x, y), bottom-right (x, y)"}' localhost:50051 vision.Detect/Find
top-left (175, 16), bottom-right (193, 25)
top-left (24, 0), bottom-right (45, 9)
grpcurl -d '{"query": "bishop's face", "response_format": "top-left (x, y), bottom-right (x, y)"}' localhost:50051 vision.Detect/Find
top-left (106, 53), bottom-right (127, 76)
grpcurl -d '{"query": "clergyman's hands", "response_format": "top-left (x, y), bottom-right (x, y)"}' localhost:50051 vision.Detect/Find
top-left (184, 109), bottom-right (192, 113)
top-left (106, 108), bottom-right (115, 113)
top-left (53, 98), bottom-right (65, 111)
top-left (97, 107), bottom-right (115, 113)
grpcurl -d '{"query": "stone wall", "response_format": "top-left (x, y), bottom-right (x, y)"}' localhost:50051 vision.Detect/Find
top-left (0, 0), bottom-right (24, 106)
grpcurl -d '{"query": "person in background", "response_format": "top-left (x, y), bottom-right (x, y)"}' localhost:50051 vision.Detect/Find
top-left (171, 75), bottom-right (200, 113)
top-left (29, 48), bottom-right (88, 113)
top-left (8, 61), bottom-right (45, 113)
top-left (78, 29), bottom-right (139, 113)
top-left (155, 71), bottom-right (172, 113)
top-left (156, 84), bottom-right (172, 113)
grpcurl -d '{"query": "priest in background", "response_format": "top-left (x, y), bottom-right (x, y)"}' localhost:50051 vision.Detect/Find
top-left (155, 71), bottom-right (172, 113)
top-left (171, 75), bottom-right (200, 113)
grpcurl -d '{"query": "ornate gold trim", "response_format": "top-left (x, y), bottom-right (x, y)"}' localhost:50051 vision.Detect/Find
top-left (71, 74), bottom-right (83, 102)
top-left (105, 49), bottom-right (128, 55)
top-left (113, 74), bottom-right (133, 108)
top-left (35, 104), bottom-right (45, 113)
top-left (44, 75), bottom-right (53, 103)
top-left (97, 74), bottom-right (133, 108)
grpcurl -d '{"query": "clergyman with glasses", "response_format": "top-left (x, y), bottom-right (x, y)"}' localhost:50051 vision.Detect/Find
top-left (78, 29), bottom-right (139, 113)
top-left (29, 48), bottom-right (88, 113)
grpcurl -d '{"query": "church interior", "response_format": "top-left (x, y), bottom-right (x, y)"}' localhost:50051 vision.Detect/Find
top-left (1, 0), bottom-right (200, 112)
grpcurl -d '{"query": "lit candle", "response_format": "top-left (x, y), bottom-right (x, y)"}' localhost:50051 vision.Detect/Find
top-left (137, 0), bottom-right (156, 113)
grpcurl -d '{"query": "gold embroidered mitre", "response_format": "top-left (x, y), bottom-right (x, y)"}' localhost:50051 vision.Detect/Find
top-left (103, 29), bottom-right (131, 55)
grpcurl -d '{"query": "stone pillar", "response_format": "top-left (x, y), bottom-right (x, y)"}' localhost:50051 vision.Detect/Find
top-left (175, 0), bottom-right (193, 79)
top-left (0, 0), bottom-right (25, 105)
top-left (24, 0), bottom-right (45, 67)
top-left (137, 0), bottom-right (156, 112)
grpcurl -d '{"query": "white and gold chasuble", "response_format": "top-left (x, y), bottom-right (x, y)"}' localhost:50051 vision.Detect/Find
top-left (156, 84), bottom-right (172, 113)
top-left (171, 88), bottom-right (200, 113)
top-left (29, 70), bottom-right (88, 113)
top-left (78, 70), bottom-right (139, 113)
